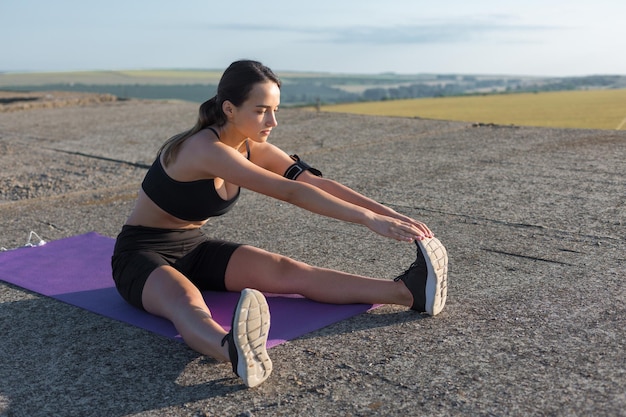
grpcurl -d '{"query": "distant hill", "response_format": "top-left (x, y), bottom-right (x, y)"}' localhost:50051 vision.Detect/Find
top-left (1, 70), bottom-right (624, 106)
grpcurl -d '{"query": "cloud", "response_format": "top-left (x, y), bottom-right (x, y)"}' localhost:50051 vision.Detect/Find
top-left (211, 17), bottom-right (559, 45)
top-left (330, 21), bottom-right (558, 44)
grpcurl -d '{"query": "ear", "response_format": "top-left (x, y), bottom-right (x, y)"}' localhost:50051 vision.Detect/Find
top-left (222, 100), bottom-right (235, 118)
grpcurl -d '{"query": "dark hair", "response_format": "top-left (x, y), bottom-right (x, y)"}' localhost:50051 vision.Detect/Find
top-left (160, 60), bottom-right (281, 165)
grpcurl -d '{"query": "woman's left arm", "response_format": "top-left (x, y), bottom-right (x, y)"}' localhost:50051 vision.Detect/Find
top-left (250, 142), bottom-right (433, 238)
top-left (298, 173), bottom-right (433, 238)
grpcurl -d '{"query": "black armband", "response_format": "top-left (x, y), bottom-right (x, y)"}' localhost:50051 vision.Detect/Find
top-left (283, 154), bottom-right (323, 180)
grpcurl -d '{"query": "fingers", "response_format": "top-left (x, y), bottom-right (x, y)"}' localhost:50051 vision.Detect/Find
top-left (414, 222), bottom-right (434, 239)
top-left (393, 220), bottom-right (433, 242)
top-left (394, 224), bottom-right (421, 242)
top-left (393, 213), bottom-right (434, 239)
top-left (368, 213), bottom-right (434, 242)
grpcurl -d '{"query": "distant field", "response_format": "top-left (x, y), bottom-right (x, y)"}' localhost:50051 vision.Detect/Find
top-left (0, 70), bottom-right (224, 86)
top-left (322, 89), bottom-right (626, 130)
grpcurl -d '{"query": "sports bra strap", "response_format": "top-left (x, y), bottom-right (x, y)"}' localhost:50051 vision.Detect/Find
top-left (206, 127), bottom-right (250, 159)
top-left (207, 126), bottom-right (220, 139)
top-left (245, 140), bottom-right (250, 159)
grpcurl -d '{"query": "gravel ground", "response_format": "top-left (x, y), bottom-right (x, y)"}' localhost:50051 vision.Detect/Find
top-left (0, 92), bottom-right (624, 416)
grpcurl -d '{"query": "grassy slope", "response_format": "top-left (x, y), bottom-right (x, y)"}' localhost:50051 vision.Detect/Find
top-left (322, 89), bottom-right (626, 130)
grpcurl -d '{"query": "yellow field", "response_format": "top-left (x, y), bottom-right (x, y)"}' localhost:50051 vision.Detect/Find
top-left (322, 89), bottom-right (626, 130)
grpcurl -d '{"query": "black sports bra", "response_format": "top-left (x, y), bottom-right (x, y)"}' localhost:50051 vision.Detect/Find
top-left (141, 127), bottom-right (249, 221)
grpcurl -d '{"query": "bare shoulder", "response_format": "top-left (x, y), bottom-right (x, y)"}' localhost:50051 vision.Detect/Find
top-left (182, 130), bottom-right (241, 159)
top-left (171, 130), bottom-right (242, 178)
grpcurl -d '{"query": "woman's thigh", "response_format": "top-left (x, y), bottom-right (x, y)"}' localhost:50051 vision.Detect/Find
top-left (223, 245), bottom-right (311, 293)
top-left (142, 265), bottom-right (211, 320)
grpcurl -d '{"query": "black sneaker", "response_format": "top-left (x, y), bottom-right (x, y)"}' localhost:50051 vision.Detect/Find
top-left (221, 288), bottom-right (272, 387)
top-left (394, 237), bottom-right (448, 315)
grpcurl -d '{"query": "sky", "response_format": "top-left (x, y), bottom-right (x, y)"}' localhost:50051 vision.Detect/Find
top-left (1, 0), bottom-right (625, 77)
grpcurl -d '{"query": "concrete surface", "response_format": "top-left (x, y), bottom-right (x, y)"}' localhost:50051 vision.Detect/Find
top-left (0, 95), bottom-right (624, 416)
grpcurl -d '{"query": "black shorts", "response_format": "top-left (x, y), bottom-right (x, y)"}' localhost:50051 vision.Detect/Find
top-left (111, 225), bottom-right (241, 310)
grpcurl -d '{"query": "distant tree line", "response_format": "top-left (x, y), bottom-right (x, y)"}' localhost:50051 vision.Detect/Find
top-left (521, 75), bottom-right (624, 92)
top-left (5, 83), bottom-right (218, 103)
top-left (280, 82), bottom-right (359, 104)
top-left (362, 75), bottom-right (625, 101)
top-left (362, 83), bottom-right (467, 101)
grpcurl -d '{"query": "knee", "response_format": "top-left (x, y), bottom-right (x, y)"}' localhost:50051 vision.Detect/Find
top-left (142, 267), bottom-right (207, 317)
top-left (157, 288), bottom-right (213, 325)
top-left (274, 254), bottom-right (308, 274)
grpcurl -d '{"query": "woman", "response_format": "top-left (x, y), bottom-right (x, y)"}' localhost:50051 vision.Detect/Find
top-left (111, 60), bottom-right (448, 388)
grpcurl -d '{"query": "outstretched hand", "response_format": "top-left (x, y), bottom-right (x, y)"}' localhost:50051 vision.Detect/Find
top-left (391, 212), bottom-right (434, 239)
top-left (365, 213), bottom-right (434, 242)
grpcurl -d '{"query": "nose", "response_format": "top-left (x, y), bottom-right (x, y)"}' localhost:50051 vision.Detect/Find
top-left (266, 111), bottom-right (278, 127)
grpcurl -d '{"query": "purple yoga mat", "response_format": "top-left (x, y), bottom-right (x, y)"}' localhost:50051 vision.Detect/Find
top-left (0, 232), bottom-right (376, 348)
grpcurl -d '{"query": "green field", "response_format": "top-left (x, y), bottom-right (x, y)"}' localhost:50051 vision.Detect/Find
top-left (322, 89), bottom-right (626, 130)
top-left (0, 70), bottom-right (224, 86)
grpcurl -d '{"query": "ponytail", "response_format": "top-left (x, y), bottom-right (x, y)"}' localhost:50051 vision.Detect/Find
top-left (199, 96), bottom-right (227, 127)
top-left (159, 95), bottom-right (226, 166)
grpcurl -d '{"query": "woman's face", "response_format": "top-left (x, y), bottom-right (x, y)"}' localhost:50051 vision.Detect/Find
top-left (229, 81), bottom-right (280, 143)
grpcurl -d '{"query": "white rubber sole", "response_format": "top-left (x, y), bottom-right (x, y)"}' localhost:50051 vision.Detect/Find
top-left (232, 288), bottom-right (273, 388)
top-left (417, 237), bottom-right (448, 316)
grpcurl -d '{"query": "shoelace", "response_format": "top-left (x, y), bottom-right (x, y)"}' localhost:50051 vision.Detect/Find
top-left (394, 262), bottom-right (416, 282)
top-left (393, 241), bottom-right (420, 282)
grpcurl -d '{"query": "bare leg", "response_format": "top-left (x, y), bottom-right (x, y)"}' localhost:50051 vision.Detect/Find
top-left (141, 265), bottom-right (230, 361)
top-left (224, 245), bottom-right (414, 307)
top-left (141, 246), bottom-right (413, 360)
